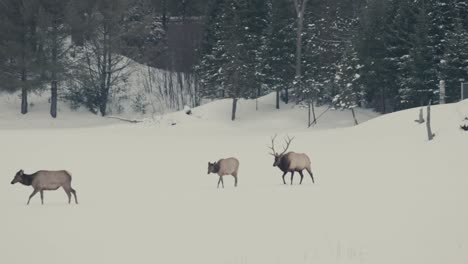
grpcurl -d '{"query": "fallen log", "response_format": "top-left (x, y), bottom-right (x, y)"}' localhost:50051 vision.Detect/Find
top-left (106, 116), bottom-right (143, 123)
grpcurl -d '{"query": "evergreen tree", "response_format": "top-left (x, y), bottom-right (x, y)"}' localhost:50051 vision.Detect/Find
top-left (37, 0), bottom-right (72, 118)
top-left (264, 0), bottom-right (295, 109)
top-left (440, 1), bottom-right (468, 102)
top-left (0, 0), bottom-right (43, 114)
top-left (247, 0), bottom-right (270, 108)
top-left (383, 0), bottom-right (417, 110)
top-left (196, 0), bottom-right (227, 99)
top-left (356, 0), bottom-right (394, 113)
top-left (399, 1), bottom-right (438, 107)
top-left (332, 43), bottom-right (364, 125)
top-left (197, 0), bottom-right (269, 120)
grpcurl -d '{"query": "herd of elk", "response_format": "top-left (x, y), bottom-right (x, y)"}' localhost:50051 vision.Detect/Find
top-left (11, 135), bottom-right (313, 204)
top-left (206, 135), bottom-right (314, 188)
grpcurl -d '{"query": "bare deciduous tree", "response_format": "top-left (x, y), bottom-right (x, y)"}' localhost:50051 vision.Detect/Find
top-left (426, 101), bottom-right (435, 140)
top-left (414, 108), bottom-right (424, 124)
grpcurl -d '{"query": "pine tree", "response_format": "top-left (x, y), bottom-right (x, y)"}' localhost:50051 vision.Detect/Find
top-left (332, 43), bottom-right (364, 125)
top-left (383, 0), bottom-right (417, 110)
top-left (440, 1), bottom-right (468, 102)
top-left (220, 0), bottom-right (253, 120)
top-left (37, 0), bottom-right (72, 118)
top-left (0, 0), bottom-right (44, 114)
top-left (197, 0), bottom-right (269, 120)
top-left (356, 0), bottom-right (396, 113)
top-left (399, 1), bottom-right (438, 107)
top-left (196, 0), bottom-right (227, 99)
top-left (247, 0), bottom-right (270, 109)
top-left (264, 0), bottom-right (295, 109)
top-left (298, 0), bottom-right (362, 125)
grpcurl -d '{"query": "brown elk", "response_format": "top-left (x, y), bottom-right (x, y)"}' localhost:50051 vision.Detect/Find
top-left (207, 158), bottom-right (239, 188)
top-left (269, 135), bottom-right (314, 185)
top-left (10, 170), bottom-right (78, 205)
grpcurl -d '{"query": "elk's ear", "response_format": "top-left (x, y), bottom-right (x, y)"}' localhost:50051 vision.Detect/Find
top-left (19, 170), bottom-right (24, 175)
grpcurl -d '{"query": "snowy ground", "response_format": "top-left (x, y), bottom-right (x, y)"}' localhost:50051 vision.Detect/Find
top-left (1, 93), bottom-right (467, 264)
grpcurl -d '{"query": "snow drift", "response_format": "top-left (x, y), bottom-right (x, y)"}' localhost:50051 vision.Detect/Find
top-left (0, 94), bottom-right (467, 264)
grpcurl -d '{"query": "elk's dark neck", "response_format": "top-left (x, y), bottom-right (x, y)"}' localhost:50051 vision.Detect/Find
top-left (213, 162), bottom-right (220, 173)
top-left (279, 155), bottom-right (290, 172)
top-left (20, 173), bottom-right (35, 186)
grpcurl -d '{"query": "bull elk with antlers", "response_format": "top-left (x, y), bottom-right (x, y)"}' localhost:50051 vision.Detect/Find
top-left (269, 135), bottom-right (315, 185)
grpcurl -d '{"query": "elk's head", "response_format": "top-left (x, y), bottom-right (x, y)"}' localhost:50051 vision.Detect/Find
top-left (207, 162), bottom-right (217, 174)
top-left (11, 170), bottom-right (24, 184)
top-left (268, 135), bottom-right (294, 167)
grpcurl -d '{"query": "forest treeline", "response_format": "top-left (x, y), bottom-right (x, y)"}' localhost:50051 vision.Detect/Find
top-left (0, 0), bottom-right (467, 122)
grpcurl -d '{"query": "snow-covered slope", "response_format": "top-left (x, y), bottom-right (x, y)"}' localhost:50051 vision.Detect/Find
top-left (128, 92), bottom-right (379, 137)
top-left (0, 94), bottom-right (467, 264)
top-left (0, 90), bottom-right (379, 131)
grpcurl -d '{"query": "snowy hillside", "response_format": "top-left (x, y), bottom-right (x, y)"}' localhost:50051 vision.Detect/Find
top-left (1, 94), bottom-right (467, 264)
top-left (0, 87), bottom-right (379, 131)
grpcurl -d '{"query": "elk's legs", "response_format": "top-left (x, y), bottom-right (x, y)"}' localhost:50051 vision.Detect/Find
top-left (290, 171), bottom-right (295, 185)
top-left (281, 172), bottom-right (287, 185)
top-left (40, 190), bottom-right (44, 205)
top-left (27, 189), bottom-right (39, 205)
top-left (221, 177), bottom-right (224, 188)
top-left (299, 171), bottom-right (304, 184)
top-left (233, 175), bottom-right (238, 187)
top-left (306, 168), bottom-right (315, 184)
top-left (217, 177), bottom-right (222, 188)
top-left (64, 187), bottom-right (72, 204)
top-left (71, 188), bottom-right (78, 204)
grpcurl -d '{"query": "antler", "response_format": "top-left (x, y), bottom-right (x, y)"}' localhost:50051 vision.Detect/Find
top-left (268, 134), bottom-right (278, 156)
top-left (279, 135), bottom-right (295, 156)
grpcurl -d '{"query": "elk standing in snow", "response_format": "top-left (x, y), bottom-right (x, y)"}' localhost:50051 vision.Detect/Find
top-left (10, 170), bottom-right (78, 205)
top-left (269, 135), bottom-right (315, 185)
top-left (207, 158), bottom-right (239, 188)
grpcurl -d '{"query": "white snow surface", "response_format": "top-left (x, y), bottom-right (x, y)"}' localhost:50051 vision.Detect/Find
top-left (1, 92), bottom-right (467, 264)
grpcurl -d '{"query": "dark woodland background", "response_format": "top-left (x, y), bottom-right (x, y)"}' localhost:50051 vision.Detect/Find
top-left (0, 0), bottom-right (467, 120)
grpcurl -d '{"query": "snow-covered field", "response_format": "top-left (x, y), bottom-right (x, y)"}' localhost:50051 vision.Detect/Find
top-left (1, 93), bottom-right (467, 264)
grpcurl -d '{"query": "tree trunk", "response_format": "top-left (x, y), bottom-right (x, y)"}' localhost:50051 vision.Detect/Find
top-left (21, 69), bottom-right (28, 115)
top-left (162, 0), bottom-right (168, 31)
top-left (284, 88), bottom-right (289, 104)
top-left (100, 27), bottom-right (113, 117)
top-left (21, 86), bottom-right (28, 115)
top-left (295, 12), bottom-right (304, 83)
top-left (194, 74), bottom-right (200, 106)
top-left (414, 108), bottom-right (424, 124)
top-left (177, 71), bottom-right (185, 108)
top-left (256, 86), bottom-right (261, 111)
top-left (381, 86), bottom-right (386, 113)
top-left (426, 101), bottom-right (435, 141)
top-left (276, 88), bottom-right (280, 109)
top-left (439, 80), bottom-right (445, 104)
top-left (231, 97), bottom-right (238, 121)
top-left (99, 89), bottom-right (108, 116)
top-left (293, 0), bottom-right (308, 105)
top-left (50, 20), bottom-right (58, 118)
top-left (307, 101), bottom-right (317, 127)
top-left (50, 80), bottom-right (57, 118)
top-left (351, 108), bottom-right (358, 125)
top-left (311, 101), bottom-right (316, 124)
